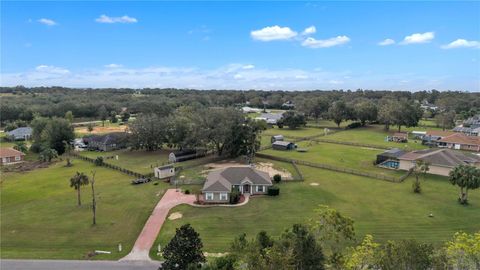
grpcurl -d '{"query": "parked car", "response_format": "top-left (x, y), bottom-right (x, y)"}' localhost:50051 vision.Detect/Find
top-left (131, 178), bottom-right (151, 185)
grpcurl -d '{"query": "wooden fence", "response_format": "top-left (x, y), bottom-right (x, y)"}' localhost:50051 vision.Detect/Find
top-left (259, 129), bottom-right (342, 151)
top-left (70, 152), bottom-right (147, 178)
top-left (256, 153), bottom-right (410, 183)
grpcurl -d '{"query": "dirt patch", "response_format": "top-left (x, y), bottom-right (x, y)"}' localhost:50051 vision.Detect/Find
top-left (75, 125), bottom-right (127, 134)
top-left (310, 183), bottom-right (319, 186)
top-left (202, 160), bottom-right (292, 180)
top-left (1, 161), bottom-right (52, 174)
top-left (168, 212), bottom-right (183, 220)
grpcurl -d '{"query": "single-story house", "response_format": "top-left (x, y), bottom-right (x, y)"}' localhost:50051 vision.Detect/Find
top-left (241, 106), bottom-right (262, 113)
top-left (154, 164), bottom-right (175, 179)
top-left (0, 148), bottom-right (26, 165)
top-left (271, 135), bottom-right (284, 143)
top-left (84, 132), bottom-right (128, 151)
top-left (398, 148), bottom-right (480, 176)
top-left (422, 130), bottom-right (457, 146)
top-left (6, 127), bottom-right (32, 141)
top-left (376, 148), bottom-right (406, 168)
top-left (411, 131), bottom-right (427, 139)
top-left (255, 113), bottom-right (284, 125)
top-left (202, 167), bottom-right (273, 203)
top-left (437, 133), bottom-right (480, 152)
top-left (453, 126), bottom-right (480, 136)
top-left (272, 141), bottom-right (295, 150)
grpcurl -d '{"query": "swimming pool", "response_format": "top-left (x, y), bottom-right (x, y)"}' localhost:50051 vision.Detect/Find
top-left (379, 160), bottom-right (399, 169)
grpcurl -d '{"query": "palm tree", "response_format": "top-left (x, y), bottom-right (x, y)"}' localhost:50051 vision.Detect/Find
top-left (70, 172), bottom-right (89, 206)
top-left (412, 160), bottom-right (429, 193)
top-left (449, 165), bottom-right (480, 205)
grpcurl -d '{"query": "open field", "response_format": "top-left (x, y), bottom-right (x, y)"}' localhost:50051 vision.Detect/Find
top-left (78, 149), bottom-right (170, 174)
top-left (74, 121), bottom-right (128, 137)
top-left (324, 125), bottom-right (428, 150)
top-left (261, 141), bottom-right (405, 178)
top-left (152, 165), bottom-right (480, 255)
top-left (262, 126), bottom-right (325, 138)
top-left (1, 159), bottom-right (169, 260)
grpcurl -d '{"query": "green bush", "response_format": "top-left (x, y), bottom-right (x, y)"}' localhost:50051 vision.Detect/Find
top-left (94, 156), bottom-right (104, 166)
top-left (346, 122), bottom-right (362, 129)
top-left (267, 186), bottom-right (280, 196)
top-left (273, 174), bottom-right (282, 183)
top-left (230, 188), bottom-right (241, 204)
top-left (184, 189), bottom-right (191, 194)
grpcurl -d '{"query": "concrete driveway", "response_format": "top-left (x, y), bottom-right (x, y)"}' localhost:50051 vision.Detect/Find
top-left (120, 189), bottom-right (196, 261)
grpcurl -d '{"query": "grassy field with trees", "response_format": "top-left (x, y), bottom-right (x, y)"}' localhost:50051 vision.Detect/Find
top-left (1, 159), bottom-right (169, 259)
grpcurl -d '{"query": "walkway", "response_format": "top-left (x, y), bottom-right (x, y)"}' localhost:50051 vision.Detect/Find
top-left (120, 189), bottom-right (196, 261)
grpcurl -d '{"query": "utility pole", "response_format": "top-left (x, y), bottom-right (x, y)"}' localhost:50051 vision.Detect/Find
top-left (91, 170), bottom-right (97, 225)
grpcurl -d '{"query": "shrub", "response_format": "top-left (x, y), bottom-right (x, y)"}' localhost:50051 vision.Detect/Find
top-left (229, 188), bottom-right (241, 204)
top-left (184, 189), bottom-right (191, 194)
top-left (94, 156), bottom-right (104, 166)
top-left (267, 186), bottom-right (280, 196)
top-left (273, 174), bottom-right (282, 183)
top-left (346, 122), bottom-right (362, 129)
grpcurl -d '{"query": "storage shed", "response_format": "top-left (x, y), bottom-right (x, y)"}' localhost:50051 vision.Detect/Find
top-left (271, 135), bottom-right (284, 143)
top-left (272, 141), bottom-right (295, 150)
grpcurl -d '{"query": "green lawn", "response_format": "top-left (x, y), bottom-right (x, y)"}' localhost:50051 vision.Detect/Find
top-left (325, 125), bottom-right (428, 150)
top-left (261, 141), bottom-right (405, 178)
top-left (78, 149), bottom-right (170, 174)
top-left (152, 165), bottom-right (480, 256)
top-left (262, 126), bottom-right (324, 138)
top-left (1, 159), bottom-right (169, 259)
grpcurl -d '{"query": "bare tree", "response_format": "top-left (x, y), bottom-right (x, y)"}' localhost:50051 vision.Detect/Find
top-left (91, 170), bottom-right (97, 225)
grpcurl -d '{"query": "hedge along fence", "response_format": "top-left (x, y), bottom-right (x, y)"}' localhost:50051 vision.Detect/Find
top-left (70, 152), bottom-right (148, 178)
top-left (256, 153), bottom-right (409, 183)
top-left (290, 161), bottom-right (304, 181)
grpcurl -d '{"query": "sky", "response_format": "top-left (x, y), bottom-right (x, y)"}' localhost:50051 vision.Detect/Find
top-left (1, 1), bottom-right (479, 91)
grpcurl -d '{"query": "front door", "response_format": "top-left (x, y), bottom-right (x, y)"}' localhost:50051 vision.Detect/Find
top-left (243, 184), bottom-right (250, 194)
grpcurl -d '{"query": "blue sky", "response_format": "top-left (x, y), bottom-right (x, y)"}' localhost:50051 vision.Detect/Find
top-left (1, 1), bottom-right (479, 91)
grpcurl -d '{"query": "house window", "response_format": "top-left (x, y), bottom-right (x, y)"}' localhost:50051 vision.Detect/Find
top-left (220, 193), bottom-right (228, 200)
top-left (205, 193), bottom-right (214, 201)
top-left (15, 156), bottom-right (21, 161)
top-left (256, 186), bottom-right (264, 192)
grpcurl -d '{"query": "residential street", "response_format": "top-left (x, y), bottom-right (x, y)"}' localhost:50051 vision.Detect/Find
top-left (0, 259), bottom-right (159, 270)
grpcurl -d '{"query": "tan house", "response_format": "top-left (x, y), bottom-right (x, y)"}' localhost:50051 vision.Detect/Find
top-left (437, 133), bottom-right (480, 152)
top-left (398, 149), bottom-right (480, 176)
top-left (0, 148), bottom-right (26, 165)
top-left (202, 167), bottom-right (273, 203)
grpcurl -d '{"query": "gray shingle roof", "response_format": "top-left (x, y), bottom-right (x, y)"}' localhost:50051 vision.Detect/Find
top-left (202, 167), bottom-right (272, 192)
top-left (399, 149), bottom-right (480, 168)
top-left (6, 127), bottom-right (32, 139)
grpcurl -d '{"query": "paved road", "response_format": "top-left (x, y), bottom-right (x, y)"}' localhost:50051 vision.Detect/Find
top-left (0, 259), bottom-right (159, 270)
top-left (120, 189), bottom-right (196, 261)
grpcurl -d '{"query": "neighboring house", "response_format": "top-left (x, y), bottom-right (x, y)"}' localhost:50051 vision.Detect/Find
top-left (272, 141), bottom-right (295, 150)
top-left (154, 164), bottom-right (175, 179)
top-left (282, 101), bottom-right (295, 109)
top-left (376, 148), bottom-right (406, 169)
top-left (398, 148), bottom-right (480, 176)
top-left (84, 132), bottom-right (128, 151)
top-left (255, 113), bottom-right (283, 125)
top-left (202, 167), bottom-right (273, 203)
top-left (411, 131), bottom-right (427, 139)
top-left (422, 130), bottom-right (457, 146)
top-left (271, 135), bottom-right (284, 143)
top-left (241, 106), bottom-right (262, 113)
top-left (6, 127), bottom-right (32, 141)
top-left (437, 133), bottom-right (480, 152)
top-left (453, 114), bottom-right (480, 136)
top-left (0, 148), bottom-right (25, 165)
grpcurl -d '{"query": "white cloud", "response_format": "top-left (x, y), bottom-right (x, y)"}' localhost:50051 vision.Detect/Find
top-left (105, 63), bottom-right (123, 68)
top-left (38, 18), bottom-right (57, 26)
top-left (402, 32), bottom-right (435, 44)
top-left (302, 26), bottom-right (316, 35)
top-left (302, 36), bottom-right (350, 48)
top-left (378, 38), bottom-right (395, 46)
top-left (35, 65), bottom-right (70, 74)
top-left (251, 25), bottom-right (297, 41)
top-left (441, 39), bottom-right (480, 49)
top-left (242, 64), bottom-right (255, 70)
top-left (95, 15), bottom-right (137, 24)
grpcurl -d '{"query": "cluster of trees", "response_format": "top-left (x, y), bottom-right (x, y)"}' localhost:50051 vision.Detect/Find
top-left (129, 107), bottom-right (266, 158)
top-left (1, 87), bottom-right (478, 128)
top-left (160, 206), bottom-right (480, 270)
top-left (29, 117), bottom-right (75, 159)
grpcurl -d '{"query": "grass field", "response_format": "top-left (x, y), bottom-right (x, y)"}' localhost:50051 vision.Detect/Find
top-left (324, 125), bottom-right (428, 150)
top-left (1, 159), bottom-right (169, 259)
top-left (79, 149), bottom-right (170, 174)
top-left (152, 165), bottom-right (480, 256)
top-left (262, 126), bottom-right (325, 138)
top-left (261, 141), bottom-right (405, 178)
